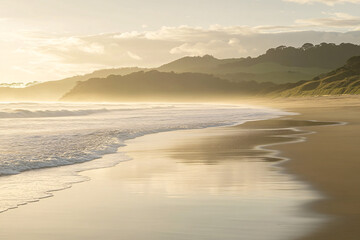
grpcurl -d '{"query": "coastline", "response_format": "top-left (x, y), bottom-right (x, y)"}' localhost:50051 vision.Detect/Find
top-left (0, 96), bottom-right (359, 239)
top-left (269, 105), bottom-right (360, 240)
top-left (0, 109), bottom-right (337, 240)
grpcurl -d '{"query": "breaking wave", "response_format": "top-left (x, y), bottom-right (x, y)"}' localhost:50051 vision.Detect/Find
top-left (0, 108), bottom-right (110, 118)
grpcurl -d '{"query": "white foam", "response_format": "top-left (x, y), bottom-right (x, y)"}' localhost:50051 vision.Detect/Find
top-left (0, 108), bottom-right (110, 118)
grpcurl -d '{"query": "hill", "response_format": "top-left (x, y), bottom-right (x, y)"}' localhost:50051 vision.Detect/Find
top-left (157, 55), bottom-right (230, 73)
top-left (61, 71), bottom-right (276, 102)
top-left (157, 43), bottom-right (360, 83)
top-left (276, 56), bottom-right (360, 96)
top-left (1, 43), bottom-right (360, 102)
top-left (0, 67), bottom-right (145, 101)
top-left (221, 43), bottom-right (360, 69)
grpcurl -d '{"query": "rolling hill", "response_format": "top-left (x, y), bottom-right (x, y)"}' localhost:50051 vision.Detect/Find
top-left (157, 43), bottom-right (360, 83)
top-left (276, 56), bottom-right (360, 96)
top-left (1, 43), bottom-right (360, 102)
top-left (157, 54), bottom-right (330, 84)
top-left (61, 71), bottom-right (277, 102)
top-left (0, 67), bottom-right (145, 101)
top-left (62, 56), bottom-right (360, 101)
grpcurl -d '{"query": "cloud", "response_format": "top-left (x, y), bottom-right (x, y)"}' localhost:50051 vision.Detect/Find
top-left (11, 66), bottom-right (35, 74)
top-left (296, 12), bottom-right (360, 27)
top-left (284, 0), bottom-right (360, 5)
top-left (127, 51), bottom-right (142, 60)
top-left (169, 39), bottom-right (247, 56)
top-left (18, 25), bottom-right (260, 70)
top-left (5, 25), bottom-right (360, 83)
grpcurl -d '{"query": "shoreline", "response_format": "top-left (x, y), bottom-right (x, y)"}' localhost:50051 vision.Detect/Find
top-left (0, 96), bottom-right (359, 239)
top-left (268, 105), bottom-right (360, 240)
top-left (0, 113), bottom-right (338, 240)
top-left (0, 106), bottom-right (288, 214)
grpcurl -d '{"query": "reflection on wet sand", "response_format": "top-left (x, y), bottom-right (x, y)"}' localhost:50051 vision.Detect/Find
top-left (116, 119), bottom-right (334, 198)
top-left (153, 119), bottom-right (333, 164)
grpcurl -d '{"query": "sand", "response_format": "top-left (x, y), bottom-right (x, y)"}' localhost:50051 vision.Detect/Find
top-left (272, 108), bottom-right (360, 240)
top-left (254, 95), bottom-right (360, 239)
top-left (0, 96), bottom-right (359, 240)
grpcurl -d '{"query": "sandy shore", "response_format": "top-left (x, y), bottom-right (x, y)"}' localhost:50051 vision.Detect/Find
top-left (0, 96), bottom-right (359, 240)
top-left (269, 100), bottom-right (360, 240)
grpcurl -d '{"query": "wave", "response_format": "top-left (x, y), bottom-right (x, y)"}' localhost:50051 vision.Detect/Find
top-left (0, 105), bottom-right (179, 118)
top-left (0, 131), bottom-right (122, 176)
top-left (0, 108), bottom-right (112, 118)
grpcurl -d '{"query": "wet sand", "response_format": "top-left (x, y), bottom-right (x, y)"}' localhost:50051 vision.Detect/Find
top-left (271, 107), bottom-right (360, 240)
top-left (249, 95), bottom-right (360, 240)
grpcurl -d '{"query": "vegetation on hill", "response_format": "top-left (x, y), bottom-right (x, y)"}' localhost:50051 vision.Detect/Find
top-left (61, 71), bottom-right (277, 102)
top-left (62, 56), bottom-right (360, 101)
top-left (157, 53), bottom-right (330, 83)
top-left (275, 56), bottom-right (360, 96)
top-left (157, 55), bottom-right (229, 73)
top-left (222, 43), bottom-right (360, 69)
top-left (157, 43), bottom-right (360, 83)
top-left (1, 43), bottom-right (360, 101)
top-left (217, 62), bottom-right (327, 83)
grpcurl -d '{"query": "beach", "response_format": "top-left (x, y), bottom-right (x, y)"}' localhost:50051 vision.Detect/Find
top-left (268, 98), bottom-right (360, 240)
top-left (1, 0), bottom-right (359, 239)
top-left (0, 96), bottom-right (359, 240)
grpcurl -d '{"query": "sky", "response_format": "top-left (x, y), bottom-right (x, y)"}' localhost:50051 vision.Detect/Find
top-left (0, 0), bottom-right (360, 83)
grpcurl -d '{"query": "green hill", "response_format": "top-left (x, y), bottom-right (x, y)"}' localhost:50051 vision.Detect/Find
top-left (216, 62), bottom-right (328, 83)
top-left (2, 43), bottom-right (360, 102)
top-left (221, 43), bottom-right (360, 69)
top-left (61, 71), bottom-right (276, 102)
top-left (157, 54), bottom-right (330, 84)
top-left (157, 55), bottom-right (232, 73)
top-left (53, 56), bottom-right (360, 101)
top-left (276, 56), bottom-right (360, 97)
top-left (157, 43), bottom-right (360, 84)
